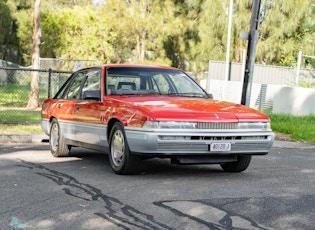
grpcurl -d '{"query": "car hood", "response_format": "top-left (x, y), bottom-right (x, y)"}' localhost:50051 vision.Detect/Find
top-left (112, 96), bottom-right (269, 122)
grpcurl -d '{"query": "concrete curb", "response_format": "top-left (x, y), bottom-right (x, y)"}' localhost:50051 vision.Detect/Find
top-left (0, 134), bottom-right (49, 144)
top-left (272, 140), bottom-right (315, 149)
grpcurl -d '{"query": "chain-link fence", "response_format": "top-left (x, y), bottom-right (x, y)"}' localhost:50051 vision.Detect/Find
top-left (2, 61), bottom-right (314, 124)
top-left (0, 67), bottom-right (72, 124)
top-left (40, 58), bottom-right (100, 71)
top-left (207, 60), bottom-right (315, 87)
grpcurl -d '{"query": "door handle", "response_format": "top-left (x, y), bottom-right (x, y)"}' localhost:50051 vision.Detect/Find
top-left (75, 104), bottom-right (80, 110)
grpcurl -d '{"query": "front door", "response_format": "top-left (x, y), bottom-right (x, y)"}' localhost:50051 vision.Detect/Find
top-left (73, 68), bottom-right (106, 146)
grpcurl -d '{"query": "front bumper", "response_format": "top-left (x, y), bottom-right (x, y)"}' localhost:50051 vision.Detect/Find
top-left (125, 128), bottom-right (275, 156)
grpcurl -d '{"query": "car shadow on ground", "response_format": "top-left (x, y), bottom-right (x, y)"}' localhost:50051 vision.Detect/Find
top-left (67, 147), bottom-right (246, 177)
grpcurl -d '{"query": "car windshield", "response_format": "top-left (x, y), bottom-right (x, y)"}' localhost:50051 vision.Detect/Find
top-left (106, 67), bottom-right (209, 98)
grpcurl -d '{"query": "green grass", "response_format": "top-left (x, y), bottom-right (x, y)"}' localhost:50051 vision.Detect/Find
top-left (0, 108), bottom-right (43, 134)
top-left (0, 108), bottom-right (41, 123)
top-left (0, 83), bottom-right (45, 123)
top-left (0, 124), bottom-right (44, 135)
top-left (0, 84), bottom-right (47, 107)
top-left (0, 84), bottom-right (30, 107)
top-left (269, 114), bottom-right (315, 143)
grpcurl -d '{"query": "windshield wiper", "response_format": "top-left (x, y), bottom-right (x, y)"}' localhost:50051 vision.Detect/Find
top-left (168, 92), bottom-right (206, 98)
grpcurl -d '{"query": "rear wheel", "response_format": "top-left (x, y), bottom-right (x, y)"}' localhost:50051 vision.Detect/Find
top-left (109, 122), bottom-right (140, 175)
top-left (49, 119), bottom-right (70, 157)
top-left (220, 155), bottom-right (252, 172)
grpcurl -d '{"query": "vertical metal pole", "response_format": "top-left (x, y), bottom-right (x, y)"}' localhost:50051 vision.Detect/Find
top-left (225, 0), bottom-right (233, 82)
top-left (241, 0), bottom-right (262, 106)
top-left (244, 31), bottom-right (259, 106)
top-left (296, 51), bottom-right (302, 86)
top-left (241, 49), bottom-right (247, 81)
top-left (207, 60), bottom-right (211, 93)
top-left (48, 68), bottom-right (52, 98)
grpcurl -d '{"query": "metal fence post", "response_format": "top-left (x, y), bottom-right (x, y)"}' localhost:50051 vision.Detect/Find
top-left (48, 68), bottom-right (52, 98)
top-left (296, 51), bottom-right (302, 85)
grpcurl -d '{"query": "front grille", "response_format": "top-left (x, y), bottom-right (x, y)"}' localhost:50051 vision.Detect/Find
top-left (158, 135), bottom-right (269, 141)
top-left (157, 143), bottom-right (208, 151)
top-left (191, 135), bottom-right (268, 141)
top-left (197, 122), bottom-right (237, 130)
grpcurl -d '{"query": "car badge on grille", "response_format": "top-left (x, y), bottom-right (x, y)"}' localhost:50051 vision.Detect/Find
top-left (214, 113), bottom-right (219, 119)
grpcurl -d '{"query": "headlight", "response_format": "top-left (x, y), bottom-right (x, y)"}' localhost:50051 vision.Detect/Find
top-left (237, 122), bottom-right (270, 130)
top-left (142, 121), bottom-right (197, 129)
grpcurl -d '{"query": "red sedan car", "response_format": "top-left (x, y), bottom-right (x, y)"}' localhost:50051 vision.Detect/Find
top-left (41, 64), bottom-right (274, 175)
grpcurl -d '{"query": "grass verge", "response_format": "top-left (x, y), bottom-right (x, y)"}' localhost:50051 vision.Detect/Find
top-left (0, 108), bottom-right (41, 123)
top-left (269, 114), bottom-right (315, 143)
top-left (0, 124), bottom-right (44, 135)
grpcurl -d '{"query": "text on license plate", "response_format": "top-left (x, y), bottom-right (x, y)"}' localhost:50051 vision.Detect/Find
top-left (210, 143), bottom-right (231, 151)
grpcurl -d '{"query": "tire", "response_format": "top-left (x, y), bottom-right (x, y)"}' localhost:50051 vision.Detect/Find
top-left (220, 155), bottom-right (252, 172)
top-left (109, 122), bottom-right (140, 175)
top-left (49, 119), bottom-right (70, 157)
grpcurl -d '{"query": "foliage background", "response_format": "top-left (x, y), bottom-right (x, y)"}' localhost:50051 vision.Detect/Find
top-left (0, 0), bottom-right (314, 72)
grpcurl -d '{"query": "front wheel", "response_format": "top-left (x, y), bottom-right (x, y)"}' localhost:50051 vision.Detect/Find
top-left (49, 119), bottom-right (71, 157)
top-left (109, 122), bottom-right (140, 175)
top-left (220, 155), bottom-right (252, 172)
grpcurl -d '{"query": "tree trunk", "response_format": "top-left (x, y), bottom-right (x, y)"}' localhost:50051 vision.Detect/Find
top-left (27, 0), bottom-right (41, 110)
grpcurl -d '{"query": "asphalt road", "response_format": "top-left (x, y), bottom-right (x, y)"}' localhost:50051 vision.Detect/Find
top-left (1, 141), bottom-right (315, 230)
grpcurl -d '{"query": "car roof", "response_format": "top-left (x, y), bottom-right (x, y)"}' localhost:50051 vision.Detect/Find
top-left (77, 64), bottom-right (179, 71)
top-left (102, 63), bottom-right (178, 69)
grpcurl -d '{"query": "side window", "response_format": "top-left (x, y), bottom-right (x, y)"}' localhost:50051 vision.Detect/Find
top-left (65, 72), bottom-right (86, 99)
top-left (80, 69), bottom-right (101, 100)
top-left (55, 72), bottom-right (86, 99)
top-left (54, 76), bottom-right (73, 99)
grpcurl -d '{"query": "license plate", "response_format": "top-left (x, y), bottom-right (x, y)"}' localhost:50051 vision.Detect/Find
top-left (210, 142), bottom-right (231, 152)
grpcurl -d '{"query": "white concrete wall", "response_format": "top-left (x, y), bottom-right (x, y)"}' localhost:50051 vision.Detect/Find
top-left (208, 79), bottom-right (315, 115)
top-left (273, 87), bottom-right (315, 115)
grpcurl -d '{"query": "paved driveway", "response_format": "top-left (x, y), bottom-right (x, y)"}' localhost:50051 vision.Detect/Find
top-left (1, 141), bottom-right (315, 229)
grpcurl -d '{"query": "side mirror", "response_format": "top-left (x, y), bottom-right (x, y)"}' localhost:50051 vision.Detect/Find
top-left (83, 90), bottom-right (101, 101)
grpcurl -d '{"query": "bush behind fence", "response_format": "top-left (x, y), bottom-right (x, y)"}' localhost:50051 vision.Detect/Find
top-left (0, 67), bottom-right (71, 124)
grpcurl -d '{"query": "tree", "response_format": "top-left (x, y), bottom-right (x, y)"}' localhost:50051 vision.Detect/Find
top-left (40, 5), bottom-right (116, 64)
top-left (257, 0), bottom-right (315, 66)
top-left (1, 0), bottom-right (314, 70)
top-left (41, 0), bottom-right (92, 9)
top-left (103, 0), bottom-right (177, 65)
top-left (26, 0), bottom-right (41, 109)
top-left (162, 1), bottom-right (203, 70)
top-left (0, 0), bottom-right (30, 64)
top-left (0, 1), bottom-right (15, 62)
top-left (180, 0), bottom-right (253, 71)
